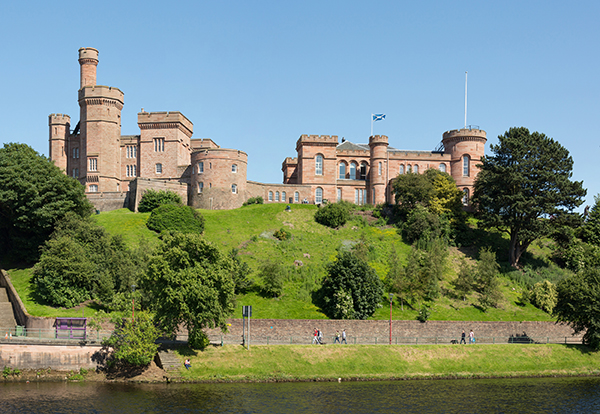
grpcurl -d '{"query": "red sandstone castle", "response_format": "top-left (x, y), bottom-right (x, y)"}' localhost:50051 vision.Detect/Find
top-left (49, 48), bottom-right (486, 211)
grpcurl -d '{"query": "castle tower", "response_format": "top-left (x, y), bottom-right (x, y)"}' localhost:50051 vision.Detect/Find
top-left (369, 134), bottom-right (389, 205)
top-left (295, 134), bottom-right (338, 202)
top-left (48, 114), bottom-right (70, 172)
top-left (78, 47), bottom-right (98, 88)
top-left (442, 127), bottom-right (487, 204)
top-left (78, 47), bottom-right (124, 193)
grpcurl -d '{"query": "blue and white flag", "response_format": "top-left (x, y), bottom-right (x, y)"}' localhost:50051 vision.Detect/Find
top-left (372, 114), bottom-right (386, 121)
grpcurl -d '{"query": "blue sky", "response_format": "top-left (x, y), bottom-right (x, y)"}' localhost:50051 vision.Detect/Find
top-left (1, 1), bottom-right (599, 209)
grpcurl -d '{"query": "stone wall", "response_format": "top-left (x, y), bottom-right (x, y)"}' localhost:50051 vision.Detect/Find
top-left (0, 343), bottom-right (101, 370)
top-left (87, 192), bottom-right (129, 212)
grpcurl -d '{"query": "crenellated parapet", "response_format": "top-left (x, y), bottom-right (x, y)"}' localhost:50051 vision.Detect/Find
top-left (369, 134), bottom-right (389, 146)
top-left (138, 111), bottom-right (193, 138)
top-left (78, 86), bottom-right (124, 110)
top-left (442, 128), bottom-right (487, 146)
top-left (296, 134), bottom-right (338, 151)
top-left (48, 113), bottom-right (71, 126)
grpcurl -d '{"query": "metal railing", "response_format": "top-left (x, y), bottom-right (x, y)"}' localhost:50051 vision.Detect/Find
top-left (0, 326), bottom-right (112, 344)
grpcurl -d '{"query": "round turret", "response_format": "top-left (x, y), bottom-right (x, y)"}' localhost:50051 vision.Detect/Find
top-left (78, 47), bottom-right (99, 88)
top-left (48, 113), bottom-right (71, 171)
top-left (369, 135), bottom-right (389, 204)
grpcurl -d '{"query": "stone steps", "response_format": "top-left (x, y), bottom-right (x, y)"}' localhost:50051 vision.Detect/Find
top-left (155, 348), bottom-right (182, 372)
top-left (0, 287), bottom-right (9, 303)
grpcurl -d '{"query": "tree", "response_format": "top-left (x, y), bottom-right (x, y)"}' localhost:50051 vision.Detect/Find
top-left (0, 143), bottom-right (92, 261)
top-left (384, 246), bottom-right (409, 310)
top-left (102, 311), bottom-right (160, 367)
top-left (579, 194), bottom-right (600, 246)
top-left (475, 248), bottom-right (502, 311)
top-left (318, 251), bottom-right (383, 319)
top-left (452, 258), bottom-right (476, 301)
top-left (137, 189), bottom-right (182, 213)
top-left (392, 172), bottom-right (434, 213)
top-left (314, 202), bottom-right (351, 228)
top-left (554, 268), bottom-right (600, 350)
top-left (259, 260), bottom-right (285, 298)
top-left (472, 127), bottom-right (586, 267)
top-left (146, 204), bottom-right (205, 234)
top-left (141, 233), bottom-right (236, 349)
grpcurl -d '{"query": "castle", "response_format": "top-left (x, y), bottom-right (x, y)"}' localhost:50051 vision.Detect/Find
top-left (49, 48), bottom-right (486, 211)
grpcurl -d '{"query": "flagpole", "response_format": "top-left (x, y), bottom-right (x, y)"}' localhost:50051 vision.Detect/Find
top-left (464, 71), bottom-right (468, 129)
top-left (371, 114), bottom-right (373, 137)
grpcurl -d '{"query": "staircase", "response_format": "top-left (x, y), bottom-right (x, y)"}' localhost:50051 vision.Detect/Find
top-left (155, 347), bottom-right (182, 372)
top-left (0, 287), bottom-right (17, 331)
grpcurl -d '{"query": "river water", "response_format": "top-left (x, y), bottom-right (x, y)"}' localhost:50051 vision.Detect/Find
top-left (2, 377), bottom-right (600, 413)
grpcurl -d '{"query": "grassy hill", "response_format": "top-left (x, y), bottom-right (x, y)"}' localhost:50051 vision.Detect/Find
top-left (5, 204), bottom-right (557, 321)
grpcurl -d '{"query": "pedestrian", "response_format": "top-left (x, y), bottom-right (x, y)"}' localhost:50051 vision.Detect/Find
top-left (469, 329), bottom-right (475, 344)
top-left (460, 330), bottom-right (466, 344)
top-left (312, 328), bottom-right (318, 344)
top-left (318, 328), bottom-right (323, 344)
top-left (334, 331), bottom-right (341, 344)
top-left (184, 359), bottom-right (191, 370)
top-left (341, 329), bottom-right (347, 344)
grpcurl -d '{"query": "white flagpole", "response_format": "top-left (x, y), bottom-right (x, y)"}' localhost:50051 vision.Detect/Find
top-left (371, 114), bottom-right (373, 137)
top-left (464, 72), bottom-right (468, 129)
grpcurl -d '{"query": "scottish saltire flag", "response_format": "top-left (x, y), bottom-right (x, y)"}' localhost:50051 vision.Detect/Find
top-left (373, 114), bottom-right (386, 121)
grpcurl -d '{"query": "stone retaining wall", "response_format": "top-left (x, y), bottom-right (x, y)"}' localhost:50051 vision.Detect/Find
top-left (0, 343), bottom-right (102, 370)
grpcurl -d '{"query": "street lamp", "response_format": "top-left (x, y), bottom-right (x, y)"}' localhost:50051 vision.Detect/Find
top-left (389, 293), bottom-right (394, 345)
top-left (131, 284), bottom-right (136, 322)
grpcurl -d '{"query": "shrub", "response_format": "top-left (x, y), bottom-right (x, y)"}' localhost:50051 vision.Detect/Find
top-left (314, 203), bottom-right (351, 228)
top-left (137, 189), bottom-right (182, 213)
top-left (260, 261), bottom-right (285, 298)
top-left (243, 196), bottom-right (264, 206)
top-left (530, 280), bottom-right (557, 314)
top-left (274, 228), bottom-right (291, 241)
top-left (417, 304), bottom-right (431, 322)
top-left (146, 204), bottom-right (205, 234)
top-left (102, 312), bottom-right (159, 367)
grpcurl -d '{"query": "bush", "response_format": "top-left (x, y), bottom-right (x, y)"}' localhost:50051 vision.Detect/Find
top-left (102, 312), bottom-right (159, 367)
top-left (243, 196), bottom-right (264, 206)
top-left (401, 205), bottom-right (450, 244)
top-left (314, 203), bottom-right (351, 228)
top-left (137, 189), bottom-right (182, 213)
top-left (260, 261), bottom-right (285, 298)
top-left (530, 280), bottom-right (557, 314)
top-left (274, 228), bottom-right (291, 241)
top-left (146, 204), bottom-right (205, 234)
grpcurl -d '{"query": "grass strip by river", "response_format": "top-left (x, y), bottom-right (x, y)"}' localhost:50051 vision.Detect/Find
top-left (175, 344), bottom-right (600, 382)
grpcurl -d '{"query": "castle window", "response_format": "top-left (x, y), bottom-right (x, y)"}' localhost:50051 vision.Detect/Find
top-left (198, 182), bottom-right (203, 193)
top-left (275, 191), bottom-right (280, 202)
top-left (294, 191), bottom-right (299, 203)
top-left (72, 168), bottom-right (79, 178)
top-left (232, 184), bottom-right (237, 194)
top-left (154, 138), bottom-right (165, 152)
top-left (372, 188), bottom-right (375, 203)
top-left (378, 162), bottom-right (382, 176)
top-left (126, 165), bottom-right (137, 177)
top-left (399, 165), bottom-right (404, 175)
top-left (337, 188), bottom-right (342, 202)
top-left (315, 187), bottom-right (323, 204)
top-left (350, 162), bottom-right (357, 179)
top-left (89, 158), bottom-right (97, 171)
top-left (126, 145), bottom-right (137, 158)
top-left (232, 164), bottom-right (238, 173)
top-left (89, 184), bottom-right (98, 193)
top-left (268, 191), bottom-right (273, 202)
top-left (407, 165), bottom-right (412, 173)
top-left (360, 162), bottom-right (367, 180)
top-left (413, 165), bottom-right (419, 174)
top-left (463, 155), bottom-right (470, 176)
top-left (339, 163), bottom-right (346, 179)
top-left (155, 163), bottom-right (162, 174)
top-left (315, 154), bottom-right (323, 175)
top-left (73, 148), bottom-right (79, 159)
top-left (462, 188), bottom-right (470, 205)
top-left (282, 191), bottom-right (286, 202)
top-left (439, 163), bottom-right (446, 173)
top-left (198, 162), bottom-right (204, 174)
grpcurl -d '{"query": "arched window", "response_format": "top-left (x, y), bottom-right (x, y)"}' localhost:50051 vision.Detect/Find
top-left (155, 163), bottom-right (162, 174)
top-left (282, 191), bottom-right (286, 202)
top-left (315, 154), bottom-right (323, 175)
top-left (275, 191), bottom-right (280, 201)
top-left (413, 165), bottom-right (419, 174)
top-left (268, 191), bottom-right (273, 201)
top-left (339, 163), bottom-right (346, 179)
top-left (407, 164), bottom-right (412, 173)
top-left (463, 155), bottom-right (470, 176)
top-left (232, 184), bottom-right (237, 194)
top-left (378, 162), bottom-right (382, 176)
top-left (462, 188), bottom-right (470, 205)
top-left (198, 182), bottom-right (204, 193)
top-left (232, 164), bottom-right (238, 173)
top-left (439, 163), bottom-right (446, 173)
top-left (399, 165), bottom-right (404, 175)
top-left (360, 162), bottom-right (367, 180)
top-left (294, 191), bottom-right (299, 203)
top-left (350, 162), bottom-right (357, 179)
top-left (315, 187), bottom-right (323, 204)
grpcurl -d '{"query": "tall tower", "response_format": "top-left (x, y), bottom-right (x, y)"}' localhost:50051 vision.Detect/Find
top-left (78, 47), bottom-right (124, 192)
top-left (369, 134), bottom-right (389, 205)
top-left (442, 127), bottom-right (487, 203)
top-left (48, 114), bottom-right (70, 172)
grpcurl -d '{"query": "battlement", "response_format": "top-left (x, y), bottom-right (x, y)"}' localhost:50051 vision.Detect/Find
top-left (137, 111), bottom-right (193, 137)
top-left (78, 47), bottom-right (98, 63)
top-left (296, 134), bottom-right (339, 145)
top-left (78, 85), bottom-right (124, 103)
top-left (191, 138), bottom-right (219, 150)
top-left (48, 114), bottom-right (71, 125)
top-left (283, 157), bottom-right (298, 164)
top-left (442, 128), bottom-right (487, 142)
top-left (369, 135), bottom-right (389, 146)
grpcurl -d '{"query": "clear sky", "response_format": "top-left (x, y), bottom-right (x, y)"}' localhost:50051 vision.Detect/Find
top-left (1, 1), bottom-right (598, 209)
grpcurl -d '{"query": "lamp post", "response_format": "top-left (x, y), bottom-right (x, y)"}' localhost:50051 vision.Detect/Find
top-left (131, 284), bottom-right (136, 322)
top-left (389, 293), bottom-right (394, 345)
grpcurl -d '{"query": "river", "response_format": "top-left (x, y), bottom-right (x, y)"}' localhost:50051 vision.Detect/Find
top-left (2, 377), bottom-right (600, 413)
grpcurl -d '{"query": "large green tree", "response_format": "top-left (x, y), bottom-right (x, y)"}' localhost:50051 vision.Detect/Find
top-left (471, 127), bottom-right (586, 267)
top-left (554, 268), bottom-right (600, 350)
top-left (0, 143), bottom-right (92, 261)
top-left (318, 250), bottom-right (383, 319)
top-left (142, 232), bottom-right (236, 349)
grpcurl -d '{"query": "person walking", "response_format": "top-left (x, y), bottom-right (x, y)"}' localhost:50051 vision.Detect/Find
top-left (312, 328), bottom-right (318, 344)
top-left (469, 329), bottom-right (475, 344)
top-left (460, 330), bottom-right (466, 344)
top-left (334, 331), bottom-right (341, 344)
top-left (341, 329), bottom-right (347, 344)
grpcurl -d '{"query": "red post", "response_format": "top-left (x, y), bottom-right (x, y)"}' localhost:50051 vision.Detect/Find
top-left (389, 293), bottom-right (393, 345)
